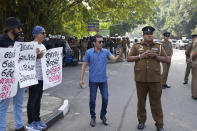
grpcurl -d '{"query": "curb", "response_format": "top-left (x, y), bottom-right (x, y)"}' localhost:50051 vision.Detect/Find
top-left (44, 99), bottom-right (69, 129)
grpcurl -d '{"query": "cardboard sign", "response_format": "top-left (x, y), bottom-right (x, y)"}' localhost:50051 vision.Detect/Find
top-left (14, 42), bottom-right (38, 88)
top-left (0, 48), bottom-right (19, 100)
top-left (41, 47), bottom-right (62, 90)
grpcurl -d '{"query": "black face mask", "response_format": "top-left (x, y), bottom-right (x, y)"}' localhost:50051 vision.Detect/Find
top-left (13, 30), bottom-right (24, 42)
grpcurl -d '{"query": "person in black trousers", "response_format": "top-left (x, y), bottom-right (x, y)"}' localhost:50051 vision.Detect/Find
top-left (26, 26), bottom-right (47, 131)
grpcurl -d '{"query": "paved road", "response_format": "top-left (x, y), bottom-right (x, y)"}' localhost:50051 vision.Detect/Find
top-left (46, 49), bottom-right (197, 131)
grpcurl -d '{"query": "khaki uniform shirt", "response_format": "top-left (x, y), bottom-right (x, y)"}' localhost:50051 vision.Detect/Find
top-left (161, 41), bottom-right (173, 56)
top-left (128, 41), bottom-right (167, 82)
top-left (81, 40), bottom-right (88, 49)
top-left (192, 40), bottom-right (197, 65)
top-left (121, 40), bottom-right (127, 49)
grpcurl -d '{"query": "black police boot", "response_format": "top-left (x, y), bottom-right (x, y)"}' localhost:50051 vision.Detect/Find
top-left (137, 122), bottom-right (145, 130)
top-left (166, 84), bottom-right (171, 88)
top-left (156, 126), bottom-right (165, 131)
top-left (90, 118), bottom-right (96, 127)
top-left (183, 81), bottom-right (188, 84)
top-left (162, 84), bottom-right (166, 89)
top-left (100, 116), bottom-right (108, 126)
top-left (192, 96), bottom-right (197, 100)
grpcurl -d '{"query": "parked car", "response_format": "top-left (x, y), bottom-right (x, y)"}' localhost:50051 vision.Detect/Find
top-left (175, 40), bottom-right (188, 50)
top-left (170, 39), bottom-right (177, 48)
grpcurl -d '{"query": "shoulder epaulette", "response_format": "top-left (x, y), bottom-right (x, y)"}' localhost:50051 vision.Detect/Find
top-left (154, 42), bottom-right (161, 45)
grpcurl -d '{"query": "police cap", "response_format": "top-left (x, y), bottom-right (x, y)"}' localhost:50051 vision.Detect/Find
top-left (142, 26), bottom-right (155, 35)
top-left (163, 32), bottom-right (171, 37)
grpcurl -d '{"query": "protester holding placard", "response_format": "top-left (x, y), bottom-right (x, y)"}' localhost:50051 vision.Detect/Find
top-left (26, 26), bottom-right (47, 131)
top-left (0, 17), bottom-right (26, 131)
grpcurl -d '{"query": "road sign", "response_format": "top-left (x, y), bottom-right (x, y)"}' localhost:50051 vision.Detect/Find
top-left (88, 20), bottom-right (99, 32)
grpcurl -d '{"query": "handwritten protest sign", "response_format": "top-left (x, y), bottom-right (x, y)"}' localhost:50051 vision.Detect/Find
top-left (14, 42), bottom-right (38, 88)
top-left (41, 47), bottom-right (62, 90)
top-left (0, 48), bottom-right (19, 100)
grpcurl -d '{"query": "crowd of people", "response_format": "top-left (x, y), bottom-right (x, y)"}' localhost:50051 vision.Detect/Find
top-left (42, 34), bottom-right (131, 67)
top-left (0, 16), bottom-right (197, 131)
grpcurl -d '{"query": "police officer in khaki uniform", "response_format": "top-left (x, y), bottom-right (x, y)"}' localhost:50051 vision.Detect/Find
top-left (161, 32), bottom-right (173, 89)
top-left (127, 26), bottom-right (170, 131)
top-left (121, 37), bottom-right (127, 59)
top-left (183, 41), bottom-right (193, 84)
top-left (190, 32), bottom-right (197, 99)
top-left (80, 37), bottom-right (88, 61)
top-left (70, 36), bottom-right (80, 61)
top-left (126, 37), bottom-right (131, 58)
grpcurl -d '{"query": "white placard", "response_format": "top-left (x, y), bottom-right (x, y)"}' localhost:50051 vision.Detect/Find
top-left (41, 47), bottom-right (63, 90)
top-left (0, 48), bottom-right (19, 100)
top-left (14, 42), bottom-right (38, 88)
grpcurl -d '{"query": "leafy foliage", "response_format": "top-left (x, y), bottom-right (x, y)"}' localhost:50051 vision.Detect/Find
top-left (147, 0), bottom-right (197, 38)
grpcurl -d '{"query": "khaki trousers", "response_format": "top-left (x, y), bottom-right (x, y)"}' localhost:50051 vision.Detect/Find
top-left (162, 63), bottom-right (171, 84)
top-left (136, 82), bottom-right (164, 127)
top-left (184, 62), bottom-right (192, 82)
top-left (192, 64), bottom-right (197, 98)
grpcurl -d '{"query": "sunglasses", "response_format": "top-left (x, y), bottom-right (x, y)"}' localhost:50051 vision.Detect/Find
top-left (40, 32), bottom-right (46, 35)
top-left (97, 41), bottom-right (103, 44)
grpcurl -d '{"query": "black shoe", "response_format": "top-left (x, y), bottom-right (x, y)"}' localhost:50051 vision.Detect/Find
top-left (166, 84), bottom-right (171, 88)
top-left (15, 126), bottom-right (26, 131)
top-left (137, 122), bottom-right (145, 130)
top-left (100, 116), bottom-right (108, 126)
top-left (156, 126), bottom-right (165, 131)
top-left (162, 84), bottom-right (166, 89)
top-left (90, 118), bottom-right (96, 127)
top-left (192, 96), bottom-right (197, 100)
top-left (183, 81), bottom-right (188, 84)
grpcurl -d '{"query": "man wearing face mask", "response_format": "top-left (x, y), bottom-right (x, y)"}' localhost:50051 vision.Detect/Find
top-left (127, 26), bottom-right (170, 131)
top-left (0, 17), bottom-right (26, 131)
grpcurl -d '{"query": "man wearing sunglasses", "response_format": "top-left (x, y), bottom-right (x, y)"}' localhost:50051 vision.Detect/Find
top-left (79, 35), bottom-right (122, 127)
top-left (0, 17), bottom-right (26, 131)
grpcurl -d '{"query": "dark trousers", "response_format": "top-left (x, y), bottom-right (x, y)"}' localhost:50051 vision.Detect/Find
top-left (136, 82), bottom-right (163, 127)
top-left (89, 81), bottom-right (108, 119)
top-left (27, 80), bottom-right (43, 124)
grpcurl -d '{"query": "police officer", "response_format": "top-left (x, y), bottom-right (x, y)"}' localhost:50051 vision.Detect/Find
top-left (161, 32), bottom-right (173, 89)
top-left (126, 37), bottom-right (131, 57)
top-left (121, 37), bottom-right (127, 59)
top-left (190, 32), bottom-right (197, 99)
top-left (0, 17), bottom-right (26, 131)
top-left (183, 40), bottom-right (193, 84)
top-left (127, 26), bottom-right (169, 131)
top-left (80, 37), bottom-right (88, 61)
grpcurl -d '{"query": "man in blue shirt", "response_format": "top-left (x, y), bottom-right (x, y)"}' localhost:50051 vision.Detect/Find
top-left (79, 35), bottom-right (122, 127)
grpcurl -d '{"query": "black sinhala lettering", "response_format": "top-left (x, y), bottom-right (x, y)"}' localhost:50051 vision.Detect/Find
top-left (46, 57), bottom-right (59, 67)
top-left (45, 51), bottom-right (59, 59)
top-left (1, 69), bottom-right (14, 78)
top-left (4, 52), bottom-right (15, 58)
top-left (2, 60), bottom-right (15, 68)
top-left (20, 44), bottom-right (34, 51)
top-left (19, 73), bottom-right (36, 83)
top-left (19, 54), bottom-right (36, 61)
top-left (19, 64), bottom-right (35, 71)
